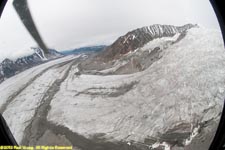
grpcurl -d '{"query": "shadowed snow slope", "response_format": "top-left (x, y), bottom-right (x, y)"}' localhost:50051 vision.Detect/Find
top-left (47, 27), bottom-right (225, 148)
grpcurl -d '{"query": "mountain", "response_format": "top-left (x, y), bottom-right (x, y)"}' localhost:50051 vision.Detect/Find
top-left (61, 45), bottom-right (106, 55)
top-left (0, 24), bottom-right (224, 150)
top-left (80, 24), bottom-right (198, 73)
top-left (99, 24), bottom-right (197, 61)
top-left (0, 48), bottom-right (63, 81)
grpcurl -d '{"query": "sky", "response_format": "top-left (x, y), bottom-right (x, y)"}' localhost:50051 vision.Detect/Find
top-left (0, 0), bottom-right (221, 62)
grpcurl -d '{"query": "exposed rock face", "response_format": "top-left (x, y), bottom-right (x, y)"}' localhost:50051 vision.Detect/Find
top-left (0, 64), bottom-right (3, 82)
top-left (99, 24), bottom-right (197, 61)
top-left (1, 59), bottom-right (17, 77)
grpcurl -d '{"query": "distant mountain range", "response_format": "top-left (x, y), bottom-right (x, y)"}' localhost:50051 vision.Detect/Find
top-left (61, 45), bottom-right (106, 55)
top-left (0, 45), bottom-right (107, 83)
top-left (0, 48), bottom-right (63, 82)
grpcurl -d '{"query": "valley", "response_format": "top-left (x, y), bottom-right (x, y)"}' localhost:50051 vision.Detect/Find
top-left (0, 24), bottom-right (224, 150)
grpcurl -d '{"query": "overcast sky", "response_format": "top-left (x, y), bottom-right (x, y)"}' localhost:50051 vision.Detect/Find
top-left (0, 0), bottom-right (221, 62)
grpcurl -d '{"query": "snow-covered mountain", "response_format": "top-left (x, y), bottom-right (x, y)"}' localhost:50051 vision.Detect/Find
top-left (0, 48), bottom-right (63, 81)
top-left (100, 24), bottom-right (197, 60)
top-left (80, 24), bottom-right (198, 72)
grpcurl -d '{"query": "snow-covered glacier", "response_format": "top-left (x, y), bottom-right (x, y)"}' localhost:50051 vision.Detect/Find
top-left (0, 26), bottom-right (225, 150)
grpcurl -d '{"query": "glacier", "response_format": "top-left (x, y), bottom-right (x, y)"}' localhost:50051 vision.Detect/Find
top-left (0, 27), bottom-right (224, 150)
